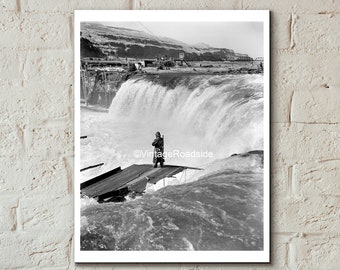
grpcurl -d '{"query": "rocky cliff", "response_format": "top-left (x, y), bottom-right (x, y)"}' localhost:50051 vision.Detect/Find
top-left (80, 23), bottom-right (252, 61)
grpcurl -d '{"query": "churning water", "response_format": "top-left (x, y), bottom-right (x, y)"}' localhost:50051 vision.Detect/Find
top-left (80, 74), bottom-right (264, 250)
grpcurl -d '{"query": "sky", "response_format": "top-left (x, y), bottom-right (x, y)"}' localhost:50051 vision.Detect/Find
top-left (102, 21), bottom-right (264, 58)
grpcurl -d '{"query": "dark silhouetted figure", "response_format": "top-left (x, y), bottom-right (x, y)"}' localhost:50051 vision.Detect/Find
top-left (152, 131), bottom-right (164, 168)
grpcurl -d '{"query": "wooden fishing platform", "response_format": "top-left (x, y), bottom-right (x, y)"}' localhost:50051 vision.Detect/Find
top-left (81, 164), bottom-right (202, 202)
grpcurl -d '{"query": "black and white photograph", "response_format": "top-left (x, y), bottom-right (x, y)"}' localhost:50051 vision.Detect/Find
top-left (74, 10), bottom-right (270, 263)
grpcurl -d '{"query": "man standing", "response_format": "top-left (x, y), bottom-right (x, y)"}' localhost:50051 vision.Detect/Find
top-left (152, 132), bottom-right (164, 168)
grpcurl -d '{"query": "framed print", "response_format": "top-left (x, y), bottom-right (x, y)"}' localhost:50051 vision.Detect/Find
top-left (74, 10), bottom-right (270, 263)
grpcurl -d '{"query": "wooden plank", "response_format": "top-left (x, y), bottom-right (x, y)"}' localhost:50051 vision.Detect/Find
top-left (81, 164), bottom-right (202, 198)
top-left (80, 166), bottom-right (121, 189)
top-left (80, 162), bottom-right (104, 172)
top-left (81, 164), bottom-right (153, 197)
top-left (147, 167), bottom-right (185, 184)
top-left (120, 167), bottom-right (160, 189)
top-left (129, 178), bottom-right (149, 193)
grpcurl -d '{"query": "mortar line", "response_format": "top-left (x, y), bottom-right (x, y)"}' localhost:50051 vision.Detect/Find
top-left (129, 0), bottom-right (134, 9)
top-left (16, 198), bottom-right (22, 231)
top-left (287, 165), bottom-right (294, 197)
top-left (287, 240), bottom-right (294, 270)
top-left (16, 0), bottom-right (21, 13)
top-left (289, 13), bottom-right (297, 49)
top-left (288, 91), bottom-right (294, 126)
top-left (284, 243), bottom-right (290, 269)
top-left (69, 15), bottom-right (73, 49)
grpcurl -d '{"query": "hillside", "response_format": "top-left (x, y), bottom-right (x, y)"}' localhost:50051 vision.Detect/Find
top-left (80, 23), bottom-right (252, 61)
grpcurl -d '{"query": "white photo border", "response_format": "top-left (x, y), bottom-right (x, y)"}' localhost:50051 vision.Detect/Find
top-left (74, 10), bottom-right (270, 263)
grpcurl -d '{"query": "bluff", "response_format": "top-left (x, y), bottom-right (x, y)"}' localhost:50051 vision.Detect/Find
top-left (80, 23), bottom-right (252, 61)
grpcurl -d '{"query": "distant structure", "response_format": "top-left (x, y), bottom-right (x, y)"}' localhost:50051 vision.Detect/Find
top-left (253, 57), bottom-right (264, 73)
top-left (234, 53), bottom-right (253, 61)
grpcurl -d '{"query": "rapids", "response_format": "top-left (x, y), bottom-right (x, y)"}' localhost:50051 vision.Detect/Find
top-left (80, 73), bottom-right (264, 250)
top-left (81, 74), bottom-right (263, 180)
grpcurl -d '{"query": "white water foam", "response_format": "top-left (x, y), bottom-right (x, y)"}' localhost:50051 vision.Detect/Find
top-left (81, 74), bottom-right (263, 182)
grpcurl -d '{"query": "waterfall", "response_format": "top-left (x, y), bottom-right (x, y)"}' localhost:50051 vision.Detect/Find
top-left (108, 74), bottom-right (264, 159)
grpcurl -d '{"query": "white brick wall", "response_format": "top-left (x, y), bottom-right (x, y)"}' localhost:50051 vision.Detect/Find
top-left (0, 0), bottom-right (339, 269)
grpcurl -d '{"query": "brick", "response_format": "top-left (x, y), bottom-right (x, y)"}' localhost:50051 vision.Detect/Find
top-left (253, 233), bottom-right (298, 270)
top-left (27, 124), bottom-right (73, 158)
top-left (296, 14), bottom-right (340, 50)
top-left (0, 84), bottom-right (70, 137)
top-left (63, 155), bottom-right (74, 194)
top-left (0, 123), bottom-right (23, 157)
top-left (270, 51), bottom-right (286, 90)
top-left (0, 0), bottom-right (17, 11)
top-left (0, 231), bottom-right (71, 268)
top-left (291, 87), bottom-right (340, 123)
top-left (0, 13), bottom-right (70, 49)
top-left (271, 160), bottom-right (290, 196)
top-left (292, 160), bottom-right (340, 197)
top-left (20, 195), bottom-right (72, 231)
top-left (272, 51), bottom-right (340, 90)
top-left (137, 0), bottom-right (240, 9)
top-left (272, 123), bottom-right (340, 164)
top-left (72, 264), bottom-right (156, 270)
top-left (0, 11), bottom-right (19, 33)
top-left (24, 85), bottom-right (72, 126)
top-left (242, 0), bottom-right (339, 14)
top-left (271, 13), bottom-right (291, 50)
top-left (21, 0), bottom-right (70, 13)
top-left (0, 87), bottom-right (28, 124)
top-left (270, 85), bottom-right (293, 123)
top-left (0, 157), bottom-right (28, 193)
top-left (23, 156), bottom-right (69, 196)
top-left (21, 13), bottom-right (70, 49)
top-left (172, 266), bottom-right (250, 270)
top-left (23, 50), bottom-right (73, 87)
top-left (0, 48), bottom-right (25, 87)
top-left (71, 0), bottom-right (131, 10)
top-left (292, 234), bottom-right (340, 269)
top-left (21, 0), bottom-right (132, 12)
top-left (270, 57), bottom-right (297, 122)
top-left (273, 195), bottom-right (339, 233)
top-left (0, 195), bottom-right (19, 231)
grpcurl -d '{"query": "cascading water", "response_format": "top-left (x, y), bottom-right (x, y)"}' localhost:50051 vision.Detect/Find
top-left (80, 73), bottom-right (264, 251)
top-left (109, 74), bottom-right (263, 160)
